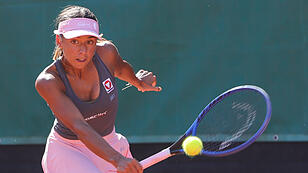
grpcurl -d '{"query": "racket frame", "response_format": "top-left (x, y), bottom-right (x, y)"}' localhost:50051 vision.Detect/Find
top-left (140, 85), bottom-right (272, 169)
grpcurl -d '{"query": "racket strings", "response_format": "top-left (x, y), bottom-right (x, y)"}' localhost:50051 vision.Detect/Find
top-left (196, 90), bottom-right (266, 153)
top-left (218, 102), bottom-right (257, 150)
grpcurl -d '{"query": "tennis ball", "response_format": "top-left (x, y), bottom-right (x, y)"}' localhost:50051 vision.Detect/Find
top-left (182, 136), bottom-right (203, 157)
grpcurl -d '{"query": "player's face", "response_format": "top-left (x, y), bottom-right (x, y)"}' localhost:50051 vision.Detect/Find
top-left (57, 35), bottom-right (97, 69)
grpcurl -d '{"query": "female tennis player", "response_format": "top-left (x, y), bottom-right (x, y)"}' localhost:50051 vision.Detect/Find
top-left (35, 5), bottom-right (161, 173)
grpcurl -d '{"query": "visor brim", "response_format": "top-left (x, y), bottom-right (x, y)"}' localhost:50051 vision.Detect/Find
top-left (53, 30), bottom-right (102, 40)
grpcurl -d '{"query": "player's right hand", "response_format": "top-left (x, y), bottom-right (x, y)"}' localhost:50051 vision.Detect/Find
top-left (116, 157), bottom-right (143, 173)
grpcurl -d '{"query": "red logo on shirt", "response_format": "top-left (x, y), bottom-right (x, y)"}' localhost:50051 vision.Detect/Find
top-left (103, 78), bottom-right (114, 93)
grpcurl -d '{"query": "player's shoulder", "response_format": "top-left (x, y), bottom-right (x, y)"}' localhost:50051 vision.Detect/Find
top-left (35, 62), bottom-right (63, 94)
top-left (95, 40), bottom-right (119, 76)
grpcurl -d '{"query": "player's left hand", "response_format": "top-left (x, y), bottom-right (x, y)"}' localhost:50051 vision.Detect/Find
top-left (135, 69), bottom-right (162, 92)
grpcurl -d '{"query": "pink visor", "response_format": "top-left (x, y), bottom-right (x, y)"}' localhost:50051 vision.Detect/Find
top-left (53, 18), bottom-right (102, 40)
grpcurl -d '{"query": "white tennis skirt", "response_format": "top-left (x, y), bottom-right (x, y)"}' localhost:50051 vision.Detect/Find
top-left (41, 127), bottom-right (132, 173)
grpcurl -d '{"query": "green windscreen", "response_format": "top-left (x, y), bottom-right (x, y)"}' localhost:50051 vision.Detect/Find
top-left (0, 0), bottom-right (307, 144)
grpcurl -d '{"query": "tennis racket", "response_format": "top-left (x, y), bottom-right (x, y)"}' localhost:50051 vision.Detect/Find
top-left (140, 85), bottom-right (272, 169)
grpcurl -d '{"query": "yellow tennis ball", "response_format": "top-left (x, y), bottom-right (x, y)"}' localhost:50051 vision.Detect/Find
top-left (182, 136), bottom-right (203, 157)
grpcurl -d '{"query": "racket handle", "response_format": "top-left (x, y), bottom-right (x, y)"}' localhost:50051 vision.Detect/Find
top-left (140, 148), bottom-right (172, 169)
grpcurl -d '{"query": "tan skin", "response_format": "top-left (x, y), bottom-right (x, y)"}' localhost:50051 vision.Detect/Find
top-left (35, 35), bottom-right (161, 173)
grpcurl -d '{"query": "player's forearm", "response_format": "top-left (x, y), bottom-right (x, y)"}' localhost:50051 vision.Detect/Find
top-left (114, 60), bottom-right (142, 88)
top-left (74, 122), bottom-right (124, 167)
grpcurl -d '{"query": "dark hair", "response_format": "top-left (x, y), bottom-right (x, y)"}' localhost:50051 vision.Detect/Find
top-left (52, 5), bottom-right (106, 60)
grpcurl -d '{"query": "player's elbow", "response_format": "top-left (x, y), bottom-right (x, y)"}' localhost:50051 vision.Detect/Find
top-left (114, 61), bottom-right (130, 79)
top-left (114, 68), bottom-right (123, 78)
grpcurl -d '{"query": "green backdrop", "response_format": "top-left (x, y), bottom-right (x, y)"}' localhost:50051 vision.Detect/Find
top-left (0, 0), bottom-right (307, 144)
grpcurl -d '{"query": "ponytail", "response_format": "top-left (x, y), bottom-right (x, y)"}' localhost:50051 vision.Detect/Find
top-left (52, 45), bottom-right (63, 60)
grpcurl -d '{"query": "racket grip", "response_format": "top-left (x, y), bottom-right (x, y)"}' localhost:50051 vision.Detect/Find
top-left (140, 148), bottom-right (172, 170)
